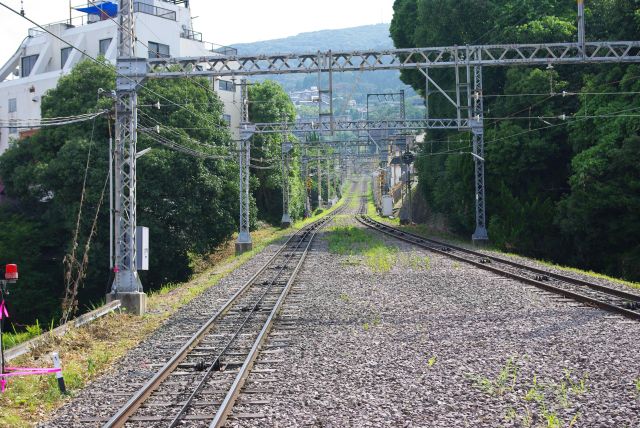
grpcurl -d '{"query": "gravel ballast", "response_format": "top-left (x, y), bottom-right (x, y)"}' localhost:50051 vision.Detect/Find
top-left (230, 214), bottom-right (640, 427)
top-left (40, 203), bottom-right (640, 427)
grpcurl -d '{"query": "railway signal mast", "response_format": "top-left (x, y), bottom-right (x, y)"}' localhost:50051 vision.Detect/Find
top-left (109, 0), bottom-right (640, 314)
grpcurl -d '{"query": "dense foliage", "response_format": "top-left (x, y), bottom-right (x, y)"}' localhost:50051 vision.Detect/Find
top-left (391, 0), bottom-right (640, 280)
top-left (0, 60), bottom-right (241, 324)
top-left (248, 81), bottom-right (306, 224)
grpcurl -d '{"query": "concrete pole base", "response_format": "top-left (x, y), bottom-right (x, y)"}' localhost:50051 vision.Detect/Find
top-left (106, 292), bottom-right (147, 316)
top-left (472, 227), bottom-right (489, 246)
top-left (281, 213), bottom-right (292, 228)
top-left (235, 242), bottom-right (253, 255)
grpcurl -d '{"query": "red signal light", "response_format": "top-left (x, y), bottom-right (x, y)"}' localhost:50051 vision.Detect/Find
top-left (5, 264), bottom-right (18, 280)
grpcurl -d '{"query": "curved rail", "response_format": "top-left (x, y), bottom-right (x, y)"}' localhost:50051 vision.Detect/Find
top-left (104, 207), bottom-right (343, 427)
top-left (357, 214), bottom-right (640, 320)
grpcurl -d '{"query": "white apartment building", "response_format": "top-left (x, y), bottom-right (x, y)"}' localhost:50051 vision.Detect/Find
top-left (0, 0), bottom-right (241, 156)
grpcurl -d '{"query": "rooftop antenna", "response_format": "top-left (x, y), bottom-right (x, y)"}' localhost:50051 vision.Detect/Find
top-left (19, 0), bottom-right (24, 16)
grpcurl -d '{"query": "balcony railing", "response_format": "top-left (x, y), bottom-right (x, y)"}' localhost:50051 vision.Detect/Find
top-left (180, 29), bottom-right (237, 56)
top-left (134, 2), bottom-right (177, 20)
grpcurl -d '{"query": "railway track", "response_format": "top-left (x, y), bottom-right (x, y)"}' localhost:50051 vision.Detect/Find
top-left (357, 214), bottom-right (640, 320)
top-left (101, 206), bottom-right (344, 428)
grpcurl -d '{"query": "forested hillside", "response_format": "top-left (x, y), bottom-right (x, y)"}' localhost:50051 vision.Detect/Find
top-left (233, 24), bottom-right (421, 110)
top-left (391, 0), bottom-right (640, 281)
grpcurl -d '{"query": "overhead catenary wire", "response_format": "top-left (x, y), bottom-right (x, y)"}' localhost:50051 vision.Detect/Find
top-left (484, 103), bottom-right (640, 146)
top-left (137, 110), bottom-right (232, 151)
top-left (140, 128), bottom-right (233, 160)
top-left (0, 110), bottom-right (109, 128)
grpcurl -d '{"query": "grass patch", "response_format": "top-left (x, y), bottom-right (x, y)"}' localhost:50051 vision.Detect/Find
top-left (326, 225), bottom-right (397, 273)
top-left (471, 361), bottom-right (588, 428)
top-left (399, 253), bottom-right (431, 270)
top-left (2, 321), bottom-right (49, 350)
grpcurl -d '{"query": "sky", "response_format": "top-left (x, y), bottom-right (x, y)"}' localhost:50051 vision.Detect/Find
top-left (0, 0), bottom-right (395, 63)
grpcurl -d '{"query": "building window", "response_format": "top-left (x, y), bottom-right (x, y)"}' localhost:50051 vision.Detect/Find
top-left (218, 80), bottom-right (235, 92)
top-left (61, 47), bottom-right (72, 67)
top-left (8, 98), bottom-right (17, 113)
top-left (21, 54), bottom-right (39, 77)
top-left (222, 114), bottom-right (231, 125)
top-left (148, 41), bottom-right (170, 59)
top-left (9, 120), bottom-right (18, 134)
top-left (99, 38), bottom-right (112, 56)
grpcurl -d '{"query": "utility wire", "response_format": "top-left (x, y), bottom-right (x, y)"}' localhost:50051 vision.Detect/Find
top-left (137, 110), bottom-right (232, 151)
top-left (140, 129), bottom-right (232, 160)
top-left (0, 110), bottom-right (108, 128)
top-left (485, 104), bottom-right (640, 146)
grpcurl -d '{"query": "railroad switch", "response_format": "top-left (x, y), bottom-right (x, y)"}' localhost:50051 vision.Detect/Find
top-left (479, 258), bottom-right (491, 264)
top-left (534, 275), bottom-right (549, 281)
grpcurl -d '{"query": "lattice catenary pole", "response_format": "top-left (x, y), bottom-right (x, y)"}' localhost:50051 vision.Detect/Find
top-left (236, 80), bottom-right (253, 251)
top-left (112, 0), bottom-right (145, 293)
top-left (470, 59), bottom-right (488, 242)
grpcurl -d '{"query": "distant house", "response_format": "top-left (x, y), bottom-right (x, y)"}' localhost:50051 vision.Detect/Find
top-left (0, 0), bottom-right (241, 154)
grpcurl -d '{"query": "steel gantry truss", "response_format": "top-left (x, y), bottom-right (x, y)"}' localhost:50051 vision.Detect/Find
top-left (145, 42), bottom-right (640, 77)
top-left (112, 1), bottom-right (640, 303)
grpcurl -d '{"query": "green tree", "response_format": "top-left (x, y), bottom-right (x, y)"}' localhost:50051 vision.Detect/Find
top-left (248, 81), bottom-right (304, 224)
top-left (0, 59), bottom-right (240, 324)
top-left (390, 0), bottom-right (640, 280)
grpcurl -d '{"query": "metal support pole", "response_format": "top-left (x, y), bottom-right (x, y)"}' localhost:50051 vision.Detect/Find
top-left (424, 68), bottom-right (430, 122)
top-left (280, 126), bottom-right (292, 227)
top-left (302, 150), bottom-right (310, 217)
top-left (109, 136), bottom-right (113, 269)
top-left (471, 62), bottom-right (489, 243)
top-left (110, 0), bottom-right (146, 307)
top-left (578, 0), bottom-right (586, 57)
top-left (317, 155), bottom-right (322, 208)
top-left (318, 51), bottom-right (334, 135)
top-left (407, 167), bottom-right (413, 224)
top-left (235, 137), bottom-right (252, 253)
top-left (326, 157), bottom-right (331, 205)
top-left (236, 82), bottom-right (253, 252)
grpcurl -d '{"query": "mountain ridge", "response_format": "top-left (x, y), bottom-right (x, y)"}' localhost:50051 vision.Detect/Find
top-left (231, 23), bottom-right (394, 54)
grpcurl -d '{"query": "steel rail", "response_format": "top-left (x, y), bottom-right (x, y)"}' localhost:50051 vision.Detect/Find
top-left (103, 207), bottom-right (343, 427)
top-left (357, 215), bottom-right (640, 320)
top-left (168, 221), bottom-right (318, 427)
top-left (210, 207), bottom-right (340, 427)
